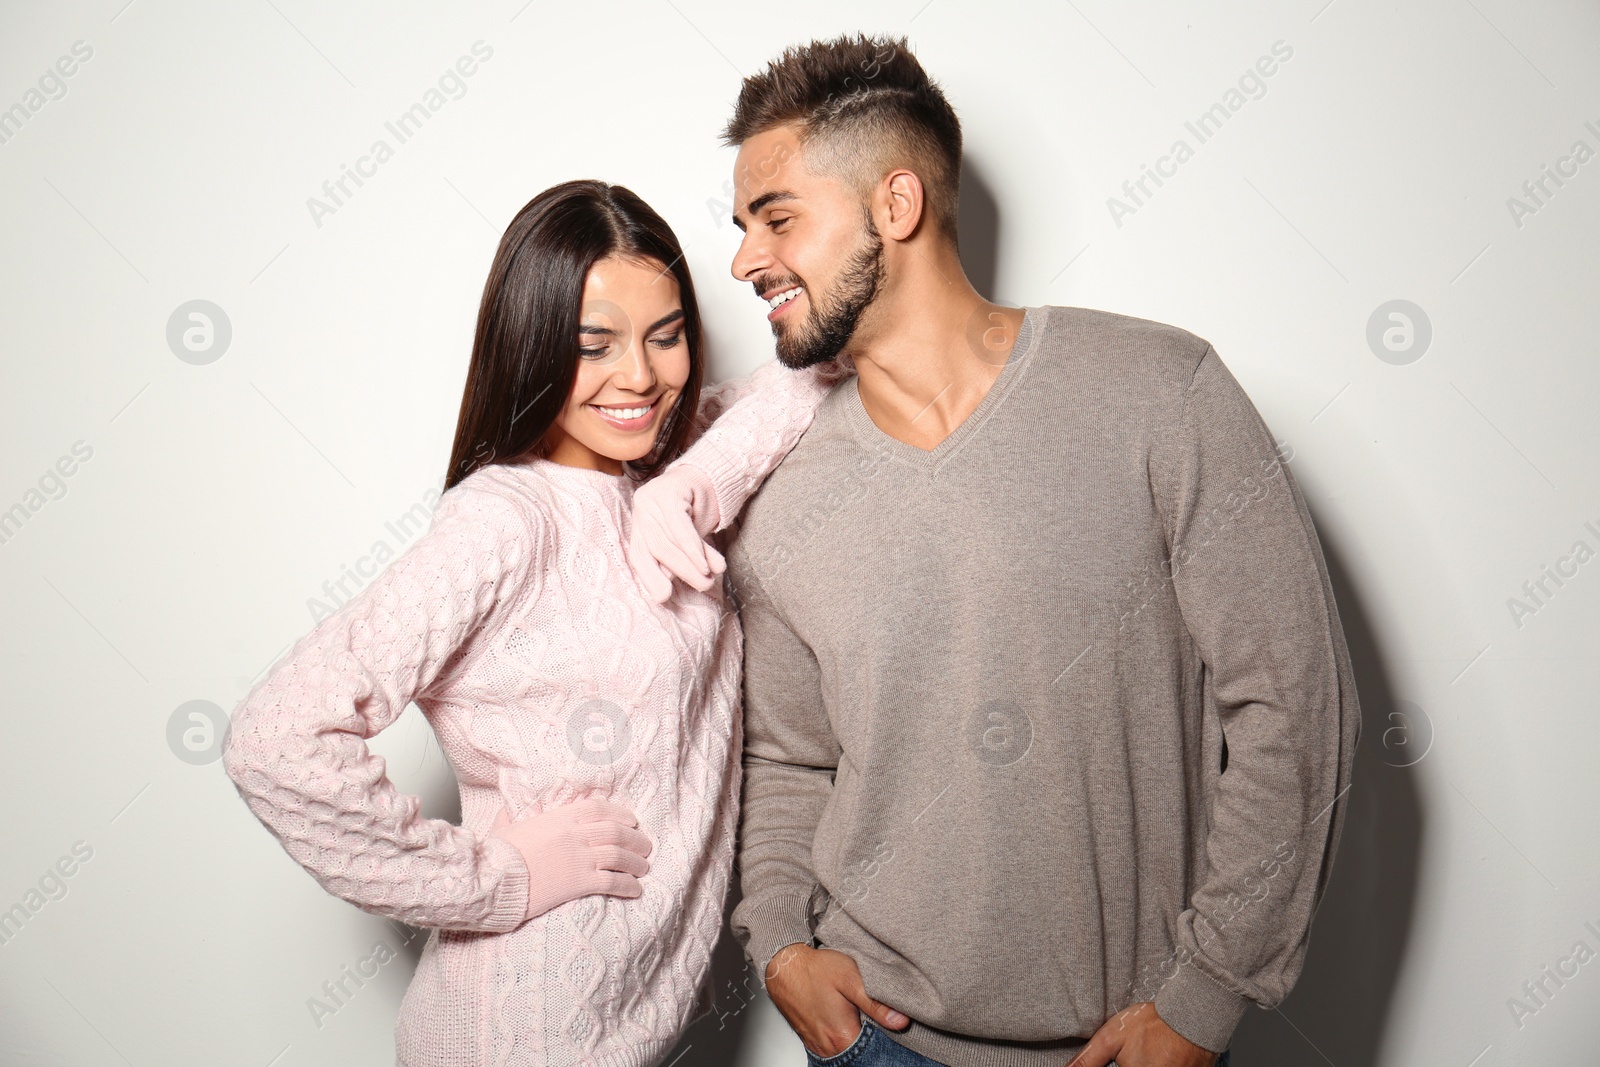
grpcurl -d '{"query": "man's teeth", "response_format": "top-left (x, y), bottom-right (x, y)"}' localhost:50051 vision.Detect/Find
top-left (767, 286), bottom-right (803, 309)
top-left (594, 402), bottom-right (652, 419)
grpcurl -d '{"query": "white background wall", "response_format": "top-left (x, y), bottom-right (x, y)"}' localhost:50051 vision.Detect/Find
top-left (2, 1), bottom-right (1596, 1064)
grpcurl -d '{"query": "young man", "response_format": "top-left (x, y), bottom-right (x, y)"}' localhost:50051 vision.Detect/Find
top-left (715, 33), bottom-right (1358, 1067)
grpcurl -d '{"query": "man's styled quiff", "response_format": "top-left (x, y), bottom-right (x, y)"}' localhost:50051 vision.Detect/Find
top-left (721, 33), bottom-right (964, 247)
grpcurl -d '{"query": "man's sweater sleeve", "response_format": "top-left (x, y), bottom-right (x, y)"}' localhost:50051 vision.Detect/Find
top-left (1145, 345), bottom-right (1361, 1052)
top-left (222, 478), bottom-right (540, 933)
top-left (725, 556), bottom-right (840, 984)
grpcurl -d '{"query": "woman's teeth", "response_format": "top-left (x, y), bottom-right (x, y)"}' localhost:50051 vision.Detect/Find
top-left (767, 286), bottom-right (803, 309)
top-left (591, 400), bottom-right (655, 426)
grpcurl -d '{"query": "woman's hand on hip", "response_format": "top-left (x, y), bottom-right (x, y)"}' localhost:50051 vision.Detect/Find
top-left (487, 797), bottom-right (653, 922)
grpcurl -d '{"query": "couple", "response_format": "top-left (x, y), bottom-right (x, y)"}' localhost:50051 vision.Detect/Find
top-left (223, 32), bottom-right (1360, 1067)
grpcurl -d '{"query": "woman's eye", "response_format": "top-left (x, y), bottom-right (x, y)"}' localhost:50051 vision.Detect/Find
top-left (579, 345), bottom-right (609, 360)
top-left (650, 333), bottom-right (683, 350)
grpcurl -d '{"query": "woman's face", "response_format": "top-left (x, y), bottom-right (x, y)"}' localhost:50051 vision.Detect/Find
top-left (542, 254), bottom-right (692, 474)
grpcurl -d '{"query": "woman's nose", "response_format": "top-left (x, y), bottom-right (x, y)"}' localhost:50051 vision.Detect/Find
top-left (616, 336), bottom-right (656, 390)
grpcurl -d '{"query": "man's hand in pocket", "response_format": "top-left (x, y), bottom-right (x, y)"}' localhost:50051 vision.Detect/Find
top-left (764, 943), bottom-right (910, 1057)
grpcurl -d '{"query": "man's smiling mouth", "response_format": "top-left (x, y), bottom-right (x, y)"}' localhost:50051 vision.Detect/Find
top-left (764, 285), bottom-right (805, 322)
top-left (766, 286), bottom-right (803, 310)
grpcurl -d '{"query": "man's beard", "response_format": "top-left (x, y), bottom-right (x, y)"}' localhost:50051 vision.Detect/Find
top-left (773, 214), bottom-right (885, 370)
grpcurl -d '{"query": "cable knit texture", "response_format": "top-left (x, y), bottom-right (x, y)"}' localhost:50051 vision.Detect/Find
top-left (223, 357), bottom-right (843, 1067)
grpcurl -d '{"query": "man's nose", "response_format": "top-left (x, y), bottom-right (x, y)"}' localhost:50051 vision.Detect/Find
top-left (731, 229), bottom-right (770, 284)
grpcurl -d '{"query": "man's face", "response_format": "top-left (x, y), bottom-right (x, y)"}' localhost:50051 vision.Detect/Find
top-left (729, 124), bottom-right (885, 369)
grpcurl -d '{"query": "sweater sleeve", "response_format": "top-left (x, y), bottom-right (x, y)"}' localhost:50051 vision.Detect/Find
top-left (221, 476), bottom-right (540, 934)
top-left (1145, 345), bottom-right (1361, 1052)
top-left (724, 555), bottom-right (839, 984)
top-left (671, 356), bottom-right (851, 533)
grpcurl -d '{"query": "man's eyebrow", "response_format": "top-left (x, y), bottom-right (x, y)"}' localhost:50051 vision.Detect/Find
top-left (579, 308), bottom-right (685, 334)
top-left (732, 189), bottom-right (799, 231)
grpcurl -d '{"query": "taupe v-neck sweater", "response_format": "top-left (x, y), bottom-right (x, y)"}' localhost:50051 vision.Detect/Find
top-left (721, 305), bottom-right (1360, 1065)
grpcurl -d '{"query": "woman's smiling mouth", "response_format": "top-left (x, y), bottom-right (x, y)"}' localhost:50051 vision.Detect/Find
top-left (589, 398), bottom-right (660, 431)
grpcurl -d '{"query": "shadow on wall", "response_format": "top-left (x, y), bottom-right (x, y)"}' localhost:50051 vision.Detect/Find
top-left (1228, 532), bottom-right (1424, 1066)
top-left (957, 156), bottom-right (1001, 302)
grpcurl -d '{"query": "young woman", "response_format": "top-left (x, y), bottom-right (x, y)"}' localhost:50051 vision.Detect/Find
top-left (222, 179), bottom-right (848, 1067)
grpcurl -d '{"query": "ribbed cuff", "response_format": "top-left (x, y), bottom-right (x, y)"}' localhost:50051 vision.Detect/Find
top-left (736, 892), bottom-right (816, 985)
top-left (682, 444), bottom-right (754, 535)
top-left (479, 833), bottom-right (530, 932)
top-left (1151, 962), bottom-right (1251, 1054)
top-left (674, 462), bottom-right (722, 537)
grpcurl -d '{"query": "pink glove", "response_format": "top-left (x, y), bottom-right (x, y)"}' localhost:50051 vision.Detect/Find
top-left (487, 797), bottom-right (653, 923)
top-left (627, 463), bottom-right (725, 604)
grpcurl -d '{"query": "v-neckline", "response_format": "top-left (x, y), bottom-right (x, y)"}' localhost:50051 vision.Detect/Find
top-left (841, 305), bottom-right (1046, 472)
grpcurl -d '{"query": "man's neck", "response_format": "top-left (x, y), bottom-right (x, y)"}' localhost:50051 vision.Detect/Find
top-left (845, 252), bottom-right (1026, 453)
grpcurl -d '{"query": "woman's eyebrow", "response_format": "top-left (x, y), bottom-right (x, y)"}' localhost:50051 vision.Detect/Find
top-left (579, 308), bottom-right (685, 334)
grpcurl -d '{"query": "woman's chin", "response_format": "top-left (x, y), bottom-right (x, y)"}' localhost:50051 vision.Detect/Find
top-left (594, 438), bottom-right (661, 466)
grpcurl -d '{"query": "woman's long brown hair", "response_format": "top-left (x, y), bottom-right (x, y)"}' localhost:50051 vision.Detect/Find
top-left (444, 180), bottom-right (705, 491)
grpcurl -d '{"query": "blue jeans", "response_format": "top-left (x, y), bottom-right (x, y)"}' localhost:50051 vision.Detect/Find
top-left (803, 1017), bottom-right (1234, 1067)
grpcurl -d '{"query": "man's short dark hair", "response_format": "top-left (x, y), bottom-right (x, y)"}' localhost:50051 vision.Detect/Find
top-left (722, 33), bottom-right (964, 247)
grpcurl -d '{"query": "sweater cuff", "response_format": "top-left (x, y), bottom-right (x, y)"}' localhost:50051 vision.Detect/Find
top-left (480, 833), bottom-right (530, 933)
top-left (674, 462), bottom-right (722, 537)
top-left (683, 444), bottom-right (755, 536)
top-left (738, 893), bottom-right (816, 987)
top-left (1151, 962), bottom-right (1252, 1054)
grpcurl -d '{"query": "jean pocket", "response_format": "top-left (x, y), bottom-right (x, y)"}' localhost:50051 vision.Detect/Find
top-left (805, 1017), bottom-right (874, 1065)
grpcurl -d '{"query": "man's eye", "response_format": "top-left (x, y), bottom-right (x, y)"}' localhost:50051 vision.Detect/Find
top-left (769, 216), bottom-right (792, 231)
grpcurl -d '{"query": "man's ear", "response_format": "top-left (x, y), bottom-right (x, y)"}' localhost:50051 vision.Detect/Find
top-left (878, 168), bottom-right (925, 241)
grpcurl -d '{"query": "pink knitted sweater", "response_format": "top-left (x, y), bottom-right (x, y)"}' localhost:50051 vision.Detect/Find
top-left (222, 358), bottom-right (838, 1067)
